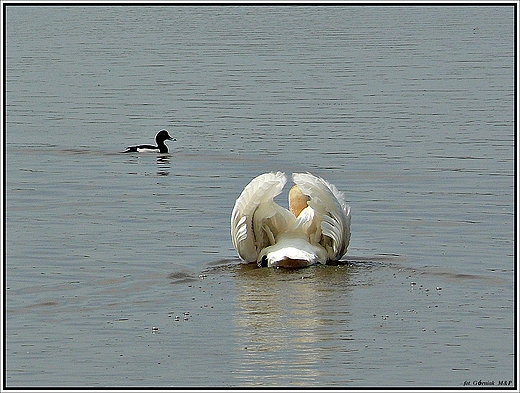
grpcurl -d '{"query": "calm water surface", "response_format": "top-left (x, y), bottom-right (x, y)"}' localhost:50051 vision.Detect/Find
top-left (5, 5), bottom-right (515, 387)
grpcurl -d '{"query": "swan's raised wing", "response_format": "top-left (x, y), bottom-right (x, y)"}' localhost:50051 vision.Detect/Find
top-left (231, 172), bottom-right (294, 262)
top-left (292, 172), bottom-right (351, 261)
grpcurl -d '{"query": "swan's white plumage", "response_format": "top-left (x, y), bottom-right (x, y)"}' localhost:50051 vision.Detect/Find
top-left (230, 172), bottom-right (351, 267)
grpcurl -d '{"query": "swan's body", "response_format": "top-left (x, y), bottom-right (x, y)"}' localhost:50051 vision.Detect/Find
top-left (123, 130), bottom-right (175, 153)
top-left (231, 172), bottom-right (351, 268)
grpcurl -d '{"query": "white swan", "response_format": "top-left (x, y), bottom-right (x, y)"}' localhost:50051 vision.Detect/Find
top-left (231, 172), bottom-right (351, 268)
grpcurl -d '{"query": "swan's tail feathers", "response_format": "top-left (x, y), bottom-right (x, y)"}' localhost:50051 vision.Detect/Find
top-left (259, 236), bottom-right (327, 268)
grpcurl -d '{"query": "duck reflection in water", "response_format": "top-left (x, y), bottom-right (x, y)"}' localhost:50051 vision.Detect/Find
top-left (157, 155), bottom-right (170, 176)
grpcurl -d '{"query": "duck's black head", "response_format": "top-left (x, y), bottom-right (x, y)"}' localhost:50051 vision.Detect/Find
top-left (155, 129), bottom-right (175, 144)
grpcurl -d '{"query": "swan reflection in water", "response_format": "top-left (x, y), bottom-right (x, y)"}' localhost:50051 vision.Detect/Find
top-left (231, 262), bottom-right (353, 386)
